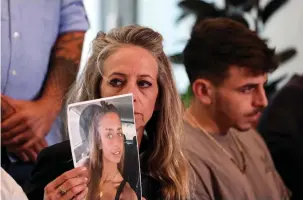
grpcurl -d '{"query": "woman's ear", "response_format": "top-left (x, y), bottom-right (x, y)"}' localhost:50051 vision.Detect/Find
top-left (192, 79), bottom-right (214, 105)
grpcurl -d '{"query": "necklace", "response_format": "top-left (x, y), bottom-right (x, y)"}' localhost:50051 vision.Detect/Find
top-left (184, 110), bottom-right (246, 173)
top-left (104, 171), bottom-right (119, 183)
top-left (100, 171), bottom-right (119, 198)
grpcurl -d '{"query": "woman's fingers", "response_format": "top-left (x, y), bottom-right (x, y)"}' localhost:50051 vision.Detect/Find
top-left (68, 185), bottom-right (88, 200)
top-left (45, 167), bottom-right (88, 192)
top-left (17, 152), bottom-right (29, 162)
top-left (62, 184), bottom-right (87, 200)
top-left (75, 186), bottom-right (88, 200)
top-left (59, 175), bottom-right (88, 194)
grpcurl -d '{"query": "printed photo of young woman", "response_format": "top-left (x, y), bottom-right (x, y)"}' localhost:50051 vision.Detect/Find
top-left (67, 94), bottom-right (140, 200)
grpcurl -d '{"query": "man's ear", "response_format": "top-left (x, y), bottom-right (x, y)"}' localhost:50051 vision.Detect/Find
top-left (192, 79), bottom-right (214, 105)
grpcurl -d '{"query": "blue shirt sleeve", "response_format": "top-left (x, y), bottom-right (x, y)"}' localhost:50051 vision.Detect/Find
top-left (59, 0), bottom-right (90, 34)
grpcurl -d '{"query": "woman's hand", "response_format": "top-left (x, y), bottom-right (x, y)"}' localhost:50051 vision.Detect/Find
top-left (43, 167), bottom-right (89, 200)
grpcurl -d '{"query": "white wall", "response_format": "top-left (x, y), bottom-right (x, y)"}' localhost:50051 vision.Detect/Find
top-left (80, 0), bottom-right (138, 73)
top-left (261, 0), bottom-right (303, 87)
top-left (137, 0), bottom-right (194, 94)
top-left (80, 0), bottom-right (103, 72)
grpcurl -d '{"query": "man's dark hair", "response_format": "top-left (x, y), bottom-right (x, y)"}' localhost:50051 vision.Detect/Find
top-left (183, 18), bottom-right (278, 85)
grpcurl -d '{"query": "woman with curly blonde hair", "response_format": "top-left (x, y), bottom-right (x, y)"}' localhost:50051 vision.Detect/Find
top-left (25, 25), bottom-right (190, 200)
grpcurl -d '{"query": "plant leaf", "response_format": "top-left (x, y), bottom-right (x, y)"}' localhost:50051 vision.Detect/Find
top-left (261, 0), bottom-right (289, 23)
top-left (276, 48), bottom-right (297, 64)
top-left (169, 53), bottom-right (184, 64)
top-left (264, 74), bottom-right (287, 98)
top-left (178, 0), bottom-right (221, 18)
top-left (176, 11), bottom-right (191, 24)
top-left (228, 14), bottom-right (250, 28)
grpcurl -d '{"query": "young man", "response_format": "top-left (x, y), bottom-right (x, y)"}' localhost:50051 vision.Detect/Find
top-left (182, 18), bottom-right (290, 200)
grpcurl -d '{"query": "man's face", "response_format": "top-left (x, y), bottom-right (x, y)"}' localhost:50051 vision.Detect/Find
top-left (212, 66), bottom-right (268, 131)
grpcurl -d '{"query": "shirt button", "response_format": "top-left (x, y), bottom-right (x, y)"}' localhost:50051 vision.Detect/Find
top-left (12, 70), bottom-right (17, 75)
top-left (13, 32), bottom-right (20, 38)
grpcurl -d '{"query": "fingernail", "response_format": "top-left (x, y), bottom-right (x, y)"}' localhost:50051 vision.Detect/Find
top-left (85, 177), bottom-right (88, 182)
top-left (81, 167), bottom-right (87, 171)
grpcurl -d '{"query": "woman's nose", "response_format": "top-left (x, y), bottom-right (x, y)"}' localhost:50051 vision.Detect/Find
top-left (113, 136), bottom-right (123, 147)
top-left (122, 83), bottom-right (138, 103)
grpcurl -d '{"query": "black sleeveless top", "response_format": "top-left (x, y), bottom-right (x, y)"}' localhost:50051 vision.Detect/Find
top-left (115, 179), bottom-right (127, 200)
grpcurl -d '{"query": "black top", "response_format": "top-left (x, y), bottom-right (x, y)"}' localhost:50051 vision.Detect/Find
top-left (115, 179), bottom-right (127, 200)
top-left (23, 140), bottom-right (162, 200)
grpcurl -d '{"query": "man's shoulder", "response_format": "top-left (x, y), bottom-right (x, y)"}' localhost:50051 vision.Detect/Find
top-left (182, 121), bottom-right (216, 165)
top-left (231, 128), bottom-right (269, 153)
top-left (183, 121), bottom-right (210, 150)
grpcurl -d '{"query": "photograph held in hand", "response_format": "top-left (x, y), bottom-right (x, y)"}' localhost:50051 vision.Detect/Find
top-left (67, 94), bottom-right (141, 200)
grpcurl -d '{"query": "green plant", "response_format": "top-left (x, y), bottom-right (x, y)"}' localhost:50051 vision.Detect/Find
top-left (181, 84), bottom-right (193, 108)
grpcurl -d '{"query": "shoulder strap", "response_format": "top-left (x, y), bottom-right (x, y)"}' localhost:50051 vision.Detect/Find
top-left (115, 179), bottom-right (127, 200)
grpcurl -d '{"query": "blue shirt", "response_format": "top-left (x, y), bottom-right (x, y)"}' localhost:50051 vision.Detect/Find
top-left (1, 0), bottom-right (89, 146)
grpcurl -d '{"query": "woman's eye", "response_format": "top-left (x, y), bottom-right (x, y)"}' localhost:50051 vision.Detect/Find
top-left (118, 132), bottom-right (123, 137)
top-left (138, 80), bottom-right (152, 88)
top-left (109, 79), bottom-right (124, 87)
top-left (107, 134), bottom-right (113, 139)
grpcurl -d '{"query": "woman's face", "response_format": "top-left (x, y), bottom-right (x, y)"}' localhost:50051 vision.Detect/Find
top-left (98, 112), bottom-right (124, 164)
top-left (100, 46), bottom-right (159, 132)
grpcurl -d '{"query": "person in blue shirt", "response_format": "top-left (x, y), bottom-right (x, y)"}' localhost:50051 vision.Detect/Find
top-left (1, 0), bottom-right (89, 186)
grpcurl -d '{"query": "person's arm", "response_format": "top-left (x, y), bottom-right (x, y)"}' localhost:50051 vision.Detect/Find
top-left (1, 0), bottom-right (89, 159)
top-left (1, 32), bottom-right (85, 160)
top-left (40, 0), bottom-right (89, 109)
top-left (39, 30), bottom-right (85, 115)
